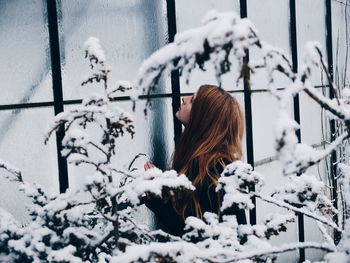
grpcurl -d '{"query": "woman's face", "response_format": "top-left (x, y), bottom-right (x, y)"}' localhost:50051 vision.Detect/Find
top-left (176, 93), bottom-right (195, 125)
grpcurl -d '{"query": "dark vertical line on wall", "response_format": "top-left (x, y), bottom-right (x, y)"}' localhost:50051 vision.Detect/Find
top-left (325, 0), bottom-right (340, 244)
top-left (290, 0), bottom-right (301, 138)
top-left (240, 0), bottom-right (247, 18)
top-left (47, 0), bottom-right (69, 193)
top-left (289, 0), bottom-right (305, 262)
top-left (326, 0), bottom-right (334, 80)
top-left (166, 0), bottom-right (182, 143)
top-left (240, 0), bottom-right (256, 225)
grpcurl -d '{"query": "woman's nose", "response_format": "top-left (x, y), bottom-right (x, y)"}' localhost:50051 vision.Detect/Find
top-left (182, 96), bottom-right (189, 104)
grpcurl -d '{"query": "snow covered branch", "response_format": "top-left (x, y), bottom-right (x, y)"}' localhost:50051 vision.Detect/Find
top-left (217, 242), bottom-right (334, 263)
top-left (0, 159), bottom-right (22, 182)
top-left (254, 192), bottom-right (340, 232)
top-left (137, 10), bottom-right (260, 97)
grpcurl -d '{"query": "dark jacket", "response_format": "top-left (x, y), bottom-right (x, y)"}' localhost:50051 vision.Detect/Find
top-left (143, 160), bottom-right (247, 236)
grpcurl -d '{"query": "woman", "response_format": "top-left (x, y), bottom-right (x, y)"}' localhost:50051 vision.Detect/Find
top-left (144, 84), bottom-right (247, 236)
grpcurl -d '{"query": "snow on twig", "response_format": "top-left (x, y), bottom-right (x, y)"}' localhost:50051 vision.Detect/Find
top-left (137, 10), bottom-right (259, 96)
top-left (317, 221), bottom-right (336, 249)
top-left (216, 242), bottom-right (334, 263)
top-left (122, 168), bottom-right (195, 205)
top-left (253, 192), bottom-right (341, 231)
top-left (83, 37), bottom-right (107, 67)
top-left (0, 159), bottom-right (22, 182)
top-left (289, 132), bottom-right (349, 174)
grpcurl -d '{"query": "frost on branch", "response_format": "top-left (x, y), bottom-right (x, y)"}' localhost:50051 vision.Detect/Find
top-left (46, 37), bottom-right (135, 170)
top-left (183, 212), bottom-right (241, 245)
top-left (272, 174), bottom-right (334, 213)
top-left (123, 168), bottom-right (194, 205)
top-left (137, 10), bottom-right (259, 97)
top-left (111, 211), bottom-right (296, 263)
top-left (84, 37), bottom-right (106, 66)
top-left (112, 213), bottom-right (242, 263)
top-left (269, 42), bottom-right (349, 177)
top-left (218, 161), bottom-right (264, 210)
top-left (0, 159), bottom-right (22, 182)
top-left (240, 213), bottom-right (295, 241)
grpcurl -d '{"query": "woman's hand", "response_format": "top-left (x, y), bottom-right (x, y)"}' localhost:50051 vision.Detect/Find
top-left (144, 161), bottom-right (156, 171)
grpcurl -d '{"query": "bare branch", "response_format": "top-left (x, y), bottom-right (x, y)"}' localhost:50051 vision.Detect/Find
top-left (128, 153), bottom-right (148, 171)
top-left (314, 46), bottom-right (340, 105)
top-left (89, 142), bottom-right (109, 162)
top-left (303, 85), bottom-right (345, 119)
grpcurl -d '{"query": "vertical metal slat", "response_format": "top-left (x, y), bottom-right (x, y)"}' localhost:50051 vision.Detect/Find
top-left (166, 0), bottom-right (182, 144)
top-left (240, 0), bottom-right (256, 225)
top-left (325, 0), bottom-right (341, 244)
top-left (289, 0), bottom-right (305, 262)
top-left (47, 0), bottom-right (69, 193)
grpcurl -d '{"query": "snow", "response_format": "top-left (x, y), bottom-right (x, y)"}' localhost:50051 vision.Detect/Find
top-left (0, 159), bottom-right (22, 182)
top-left (83, 37), bottom-right (106, 65)
top-left (48, 245), bottom-right (83, 263)
top-left (274, 173), bottom-right (325, 208)
top-left (106, 80), bottom-right (134, 98)
top-left (238, 213), bottom-right (295, 241)
top-left (123, 168), bottom-right (195, 205)
top-left (342, 88), bottom-right (350, 99)
top-left (218, 161), bottom-right (264, 210)
top-left (137, 10), bottom-right (259, 94)
top-left (304, 41), bottom-right (322, 66)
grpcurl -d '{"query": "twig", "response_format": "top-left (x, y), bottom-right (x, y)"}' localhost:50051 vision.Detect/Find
top-left (213, 242), bottom-right (334, 263)
top-left (53, 200), bottom-right (94, 215)
top-left (0, 160), bottom-right (23, 182)
top-left (285, 132), bottom-right (350, 174)
top-left (93, 231), bottom-right (114, 247)
top-left (119, 212), bottom-right (154, 242)
top-left (87, 189), bottom-right (117, 223)
top-left (253, 192), bottom-right (342, 231)
top-left (303, 85), bottom-right (345, 119)
top-left (316, 221), bottom-right (336, 248)
top-left (73, 159), bottom-right (108, 175)
top-left (315, 46), bottom-right (340, 105)
top-left (89, 142), bottom-right (110, 162)
top-left (128, 153), bottom-right (148, 171)
top-left (110, 168), bottom-right (136, 179)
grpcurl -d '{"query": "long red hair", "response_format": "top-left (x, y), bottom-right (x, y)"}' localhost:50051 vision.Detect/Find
top-left (172, 85), bottom-right (244, 219)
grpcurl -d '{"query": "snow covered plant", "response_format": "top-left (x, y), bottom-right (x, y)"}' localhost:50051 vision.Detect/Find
top-left (0, 37), bottom-right (194, 263)
top-left (0, 10), bottom-right (349, 263)
top-left (129, 10), bottom-right (350, 263)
